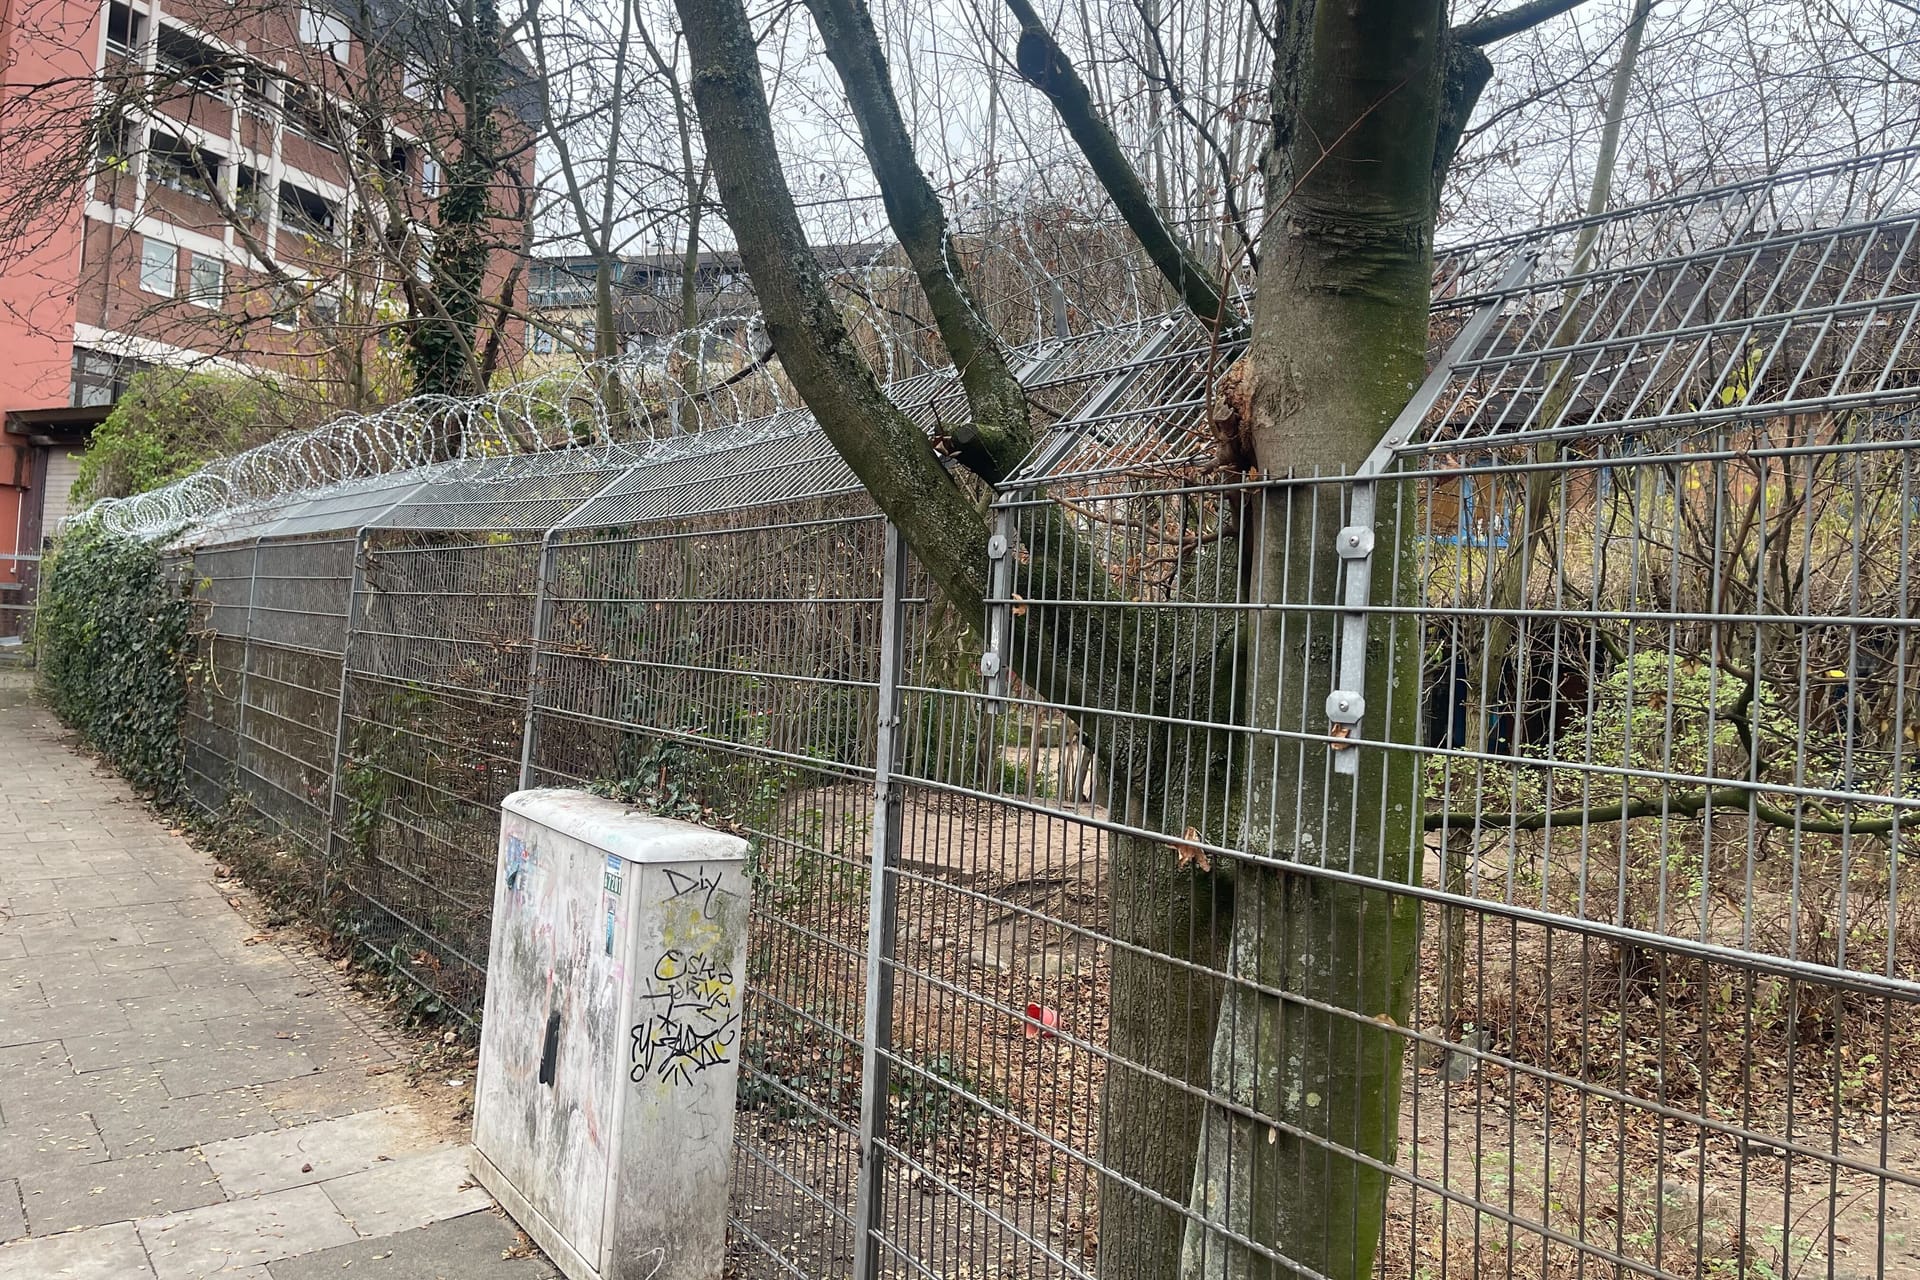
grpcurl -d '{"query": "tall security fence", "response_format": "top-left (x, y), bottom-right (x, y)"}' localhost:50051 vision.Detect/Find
top-left (69, 145), bottom-right (1920, 1278)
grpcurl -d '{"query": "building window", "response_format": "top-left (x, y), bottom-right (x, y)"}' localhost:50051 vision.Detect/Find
top-left (188, 252), bottom-right (224, 308)
top-left (70, 347), bottom-right (143, 408)
top-left (528, 320), bottom-right (555, 354)
top-left (240, 67), bottom-right (276, 121)
top-left (402, 59), bottom-right (430, 102)
top-left (94, 113), bottom-right (135, 170)
top-left (297, 3), bottom-right (350, 64)
top-left (411, 227), bottom-right (435, 283)
top-left (155, 24), bottom-right (229, 99)
top-left (309, 292), bottom-right (340, 326)
top-left (269, 284), bottom-right (301, 330)
top-left (278, 181), bottom-right (338, 241)
top-left (281, 85), bottom-right (339, 150)
top-left (235, 166), bottom-right (269, 221)
top-left (146, 131), bottom-right (220, 200)
top-left (105, 1), bottom-right (145, 58)
top-left (138, 236), bottom-right (176, 296)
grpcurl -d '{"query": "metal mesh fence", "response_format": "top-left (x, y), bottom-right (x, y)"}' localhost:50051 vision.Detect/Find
top-left (123, 145), bottom-right (1920, 1278)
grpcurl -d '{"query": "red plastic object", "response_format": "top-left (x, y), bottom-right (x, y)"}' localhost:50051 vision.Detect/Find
top-left (1024, 1002), bottom-right (1059, 1039)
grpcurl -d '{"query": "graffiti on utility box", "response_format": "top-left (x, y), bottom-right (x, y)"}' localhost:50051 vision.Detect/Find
top-left (628, 946), bottom-right (738, 1088)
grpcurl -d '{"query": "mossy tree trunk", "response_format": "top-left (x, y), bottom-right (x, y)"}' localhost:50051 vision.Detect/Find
top-left (1171, 7), bottom-right (1444, 1276)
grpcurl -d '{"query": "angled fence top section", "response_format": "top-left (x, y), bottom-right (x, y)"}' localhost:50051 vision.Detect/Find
top-left (86, 143), bottom-right (1920, 548)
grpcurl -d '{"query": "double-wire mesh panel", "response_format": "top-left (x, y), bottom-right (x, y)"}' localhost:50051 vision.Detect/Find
top-left (838, 149), bottom-right (1920, 1280)
top-left (1381, 434), bottom-right (1920, 1280)
top-left (528, 491), bottom-right (888, 1279)
top-left (232, 536), bottom-right (354, 883)
top-left (179, 545), bottom-right (249, 818)
top-left (334, 527), bottom-right (547, 1014)
top-left (1368, 151), bottom-right (1920, 1280)
top-left (323, 454), bottom-right (635, 1014)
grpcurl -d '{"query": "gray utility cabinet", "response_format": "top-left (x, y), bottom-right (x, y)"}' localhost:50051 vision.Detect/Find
top-left (472, 789), bottom-right (751, 1280)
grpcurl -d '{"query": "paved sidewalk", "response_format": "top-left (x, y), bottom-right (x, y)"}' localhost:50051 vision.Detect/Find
top-left (0, 689), bottom-right (557, 1279)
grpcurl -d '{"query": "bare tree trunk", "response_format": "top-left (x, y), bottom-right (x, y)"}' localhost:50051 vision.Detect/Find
top-left (1172, 7), bottom-right (1444, 1276)
top-left (1103, 829), bottom-right (1226, 1279)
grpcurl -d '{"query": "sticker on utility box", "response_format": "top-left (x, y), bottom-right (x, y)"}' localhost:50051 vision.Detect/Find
top-left (602, 855), bottom-right (623, 955)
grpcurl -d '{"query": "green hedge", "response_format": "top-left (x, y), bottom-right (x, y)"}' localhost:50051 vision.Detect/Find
top-left (36, 518), bottom-right (190, 802)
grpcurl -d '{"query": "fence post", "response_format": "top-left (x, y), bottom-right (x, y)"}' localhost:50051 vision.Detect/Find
top-left (852, 520), bottom-right (909, 1280)
top-left (518, 464), bottom-right (634, 790)
top-left (516, 534), bottom-right (555, 791)
top-left (233, 537), bottom-right (264, 790)
top-left (322, 529), bottom-right (369, 901)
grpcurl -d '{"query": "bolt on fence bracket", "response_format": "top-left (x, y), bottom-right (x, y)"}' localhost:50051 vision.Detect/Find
top-left (1326, 252), bottom-right (1534, 777)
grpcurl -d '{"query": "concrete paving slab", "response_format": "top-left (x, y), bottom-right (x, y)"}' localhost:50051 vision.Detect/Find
top-left (0, 954), bottom-right (99, 988)
top-left (203, 1107), bottom-right (437, 1198)
top-left (2, 1059), bottom-right (155, 1124)
top-left (93, 944), bottom-right (189, 974)
top-left (265, 1209), bottom-right (559, 1279)
top-left (64, 1020), bottom-right (227, 1074)
top-left (40, 965), bottom-right (178, 1005)
top-left (70, 905), bottom-right (209, 947)
top-left (0, 1111), bottom-right (110, 1171)
top-left (0, 1220), bottom-right (157, 1280)
top-left (110, 875), bottom-right (208, 908)
top-left (156, 1045), bottom-right (324, 1100)
top-left (0, 1033), bottom-right (72, 1075)
top-left (318, 1146), bottom-right (491, 1238)
top-left (257, 1070), bottom-right (409, 1127)
top-left (92, 1082), bottom-right (276, 1159)
top-left (137, 1185), bottom-right (357, 1280)
top-left (18, 1149), bottom-right (224, 1234)
top-left (48, 881), bottom-right (132, 912)
top-left (0, 1179), bottom-right (22, 1243)
top-left (0, 1003), bottom-right (130, 1049)
top-left (121, 984), bottom-right (270, 1028)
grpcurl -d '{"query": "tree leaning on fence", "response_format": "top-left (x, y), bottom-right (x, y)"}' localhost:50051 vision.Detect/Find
top-left (676, 2), bottom-right (1580, 1276)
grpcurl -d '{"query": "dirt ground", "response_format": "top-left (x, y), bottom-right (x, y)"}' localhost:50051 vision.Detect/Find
top-left (725, 777), bottom-right (1920, 1280)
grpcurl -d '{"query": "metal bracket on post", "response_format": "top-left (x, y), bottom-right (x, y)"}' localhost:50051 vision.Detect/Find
top-left (1324, 252), bottom-right (1535, 776)
top-left (1329, 507), bottom-right (1375, 777)
top-left (980, 508), bottom-right (1015, 711)
top-left (852, 521), bottom-right (910, 1280)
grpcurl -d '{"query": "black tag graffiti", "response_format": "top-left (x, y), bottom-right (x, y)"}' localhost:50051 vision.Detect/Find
top-left (629, 948), bottom-right (738, 1088)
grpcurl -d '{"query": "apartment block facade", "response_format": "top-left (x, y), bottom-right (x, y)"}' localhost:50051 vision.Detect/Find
top-left (0, 0), bottom-right (533, 634)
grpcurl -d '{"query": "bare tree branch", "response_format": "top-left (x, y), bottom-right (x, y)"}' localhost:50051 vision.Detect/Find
top-left (1453, 0), bottom-right (1591, 48)
top-left (1001, 0), bottom-right (1243, 334)
top-left (802, 0), bottom-right (1032, 480)
top-left (672, 0), bottom-right (992, 613)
